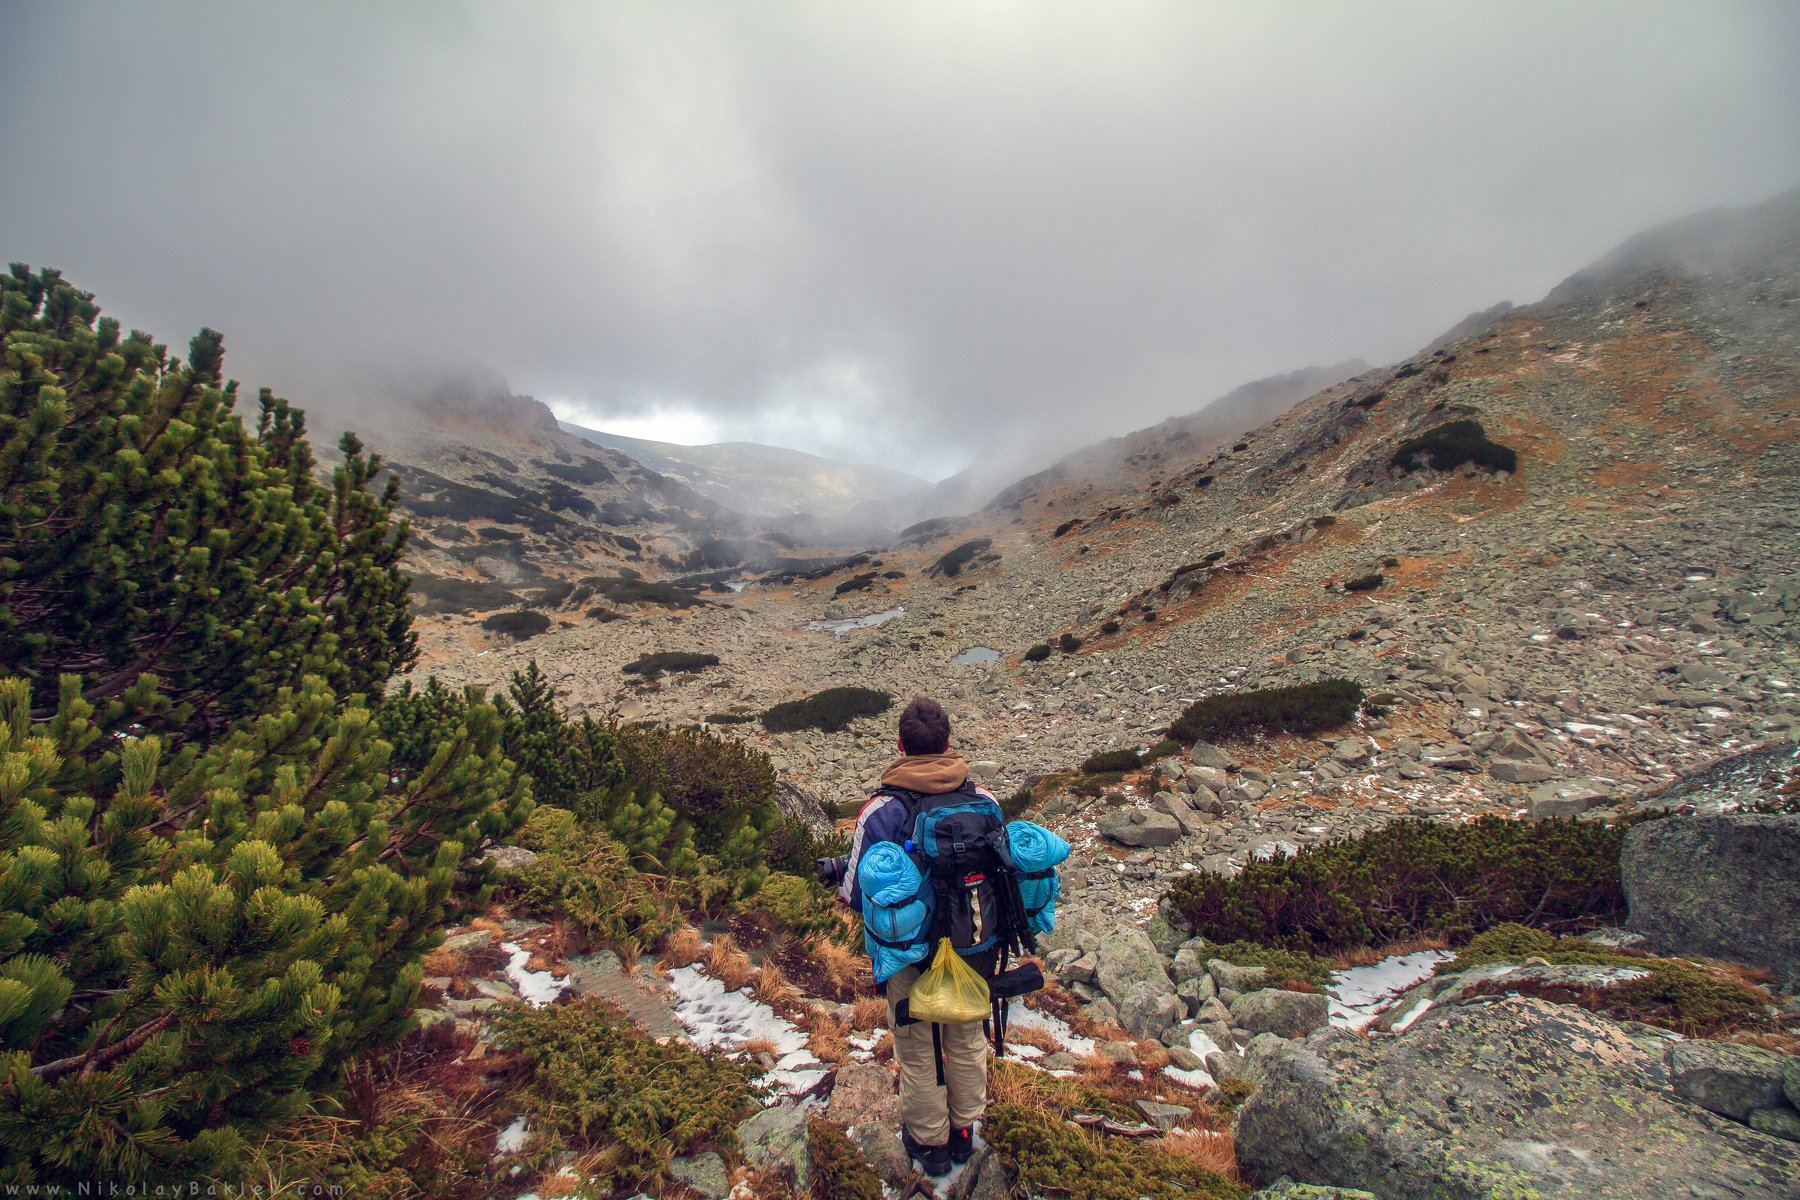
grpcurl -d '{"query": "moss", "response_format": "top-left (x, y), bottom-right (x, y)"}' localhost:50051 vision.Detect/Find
top-left (762, 687), bottom-right (893, 734)
top-left (495, 998), bottom-right (756, 1194)
top-left (1454, 923), bottom-right (1778, 1038)
top-left (1390, 419), bottom-right (1518, 475)
top-left (807, 1117), bottom-right (882, 1200)
top-left (1210, 1075), bottom-right (1254, 1118)
top-left (985, 1104), bottom-right (1244, 1200)
top-left (1169, 678), bottom-right (1363, 744)
top-left (622, 651), bottom-right (721, 679)
top-left (1081, 749), bottom-right (1143, 774)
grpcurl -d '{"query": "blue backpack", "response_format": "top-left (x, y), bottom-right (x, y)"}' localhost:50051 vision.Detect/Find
top-left (859, 782), bottom-right (1068, 982)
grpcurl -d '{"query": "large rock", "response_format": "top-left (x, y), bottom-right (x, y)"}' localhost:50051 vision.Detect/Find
top-left (1234, 996), bottom-right (1800, 1199)
top-left (1622, 813), bottom-right (1800, 981)
top-left (669, 1151), bottom-right (730, 1199)
top-left (1668, 1040), bottom-right (1791, 1122)
top-left (737, 1102), bottom-right (811, 1188)
top-left (1093, 928), bottom-right (1177, 1036)
top-left (1230, 988), bottom-right (1328, 1038)
top-left (827, 1062), bottom-right (900, 1127)
top-left (1527, 779), bottom-right (1610, 818)
top-left (1488, 758), bottom-right (1556, 784)
top-left (1098, 807), bottom-right (1182, 847)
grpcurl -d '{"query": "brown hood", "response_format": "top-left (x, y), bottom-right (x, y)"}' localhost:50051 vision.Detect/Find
top-left (880, 752), bottom-right (969, 794)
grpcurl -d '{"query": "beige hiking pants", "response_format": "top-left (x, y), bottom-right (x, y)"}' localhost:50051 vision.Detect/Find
top-left (883, 962), bottom-right (990, 1145)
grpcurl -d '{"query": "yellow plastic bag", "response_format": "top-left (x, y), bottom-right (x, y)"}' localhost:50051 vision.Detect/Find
top-left (907, 938), bottom-right (991, 1023)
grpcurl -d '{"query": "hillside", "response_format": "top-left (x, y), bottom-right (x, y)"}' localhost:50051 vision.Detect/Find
top-left (559, 420), bottom-right (929, 519)
top-left (412, 186), bottom-right (1800, 876)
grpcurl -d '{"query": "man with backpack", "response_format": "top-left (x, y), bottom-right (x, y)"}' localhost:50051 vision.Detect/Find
top-left (836, 696), bottom-right (1001, 1177)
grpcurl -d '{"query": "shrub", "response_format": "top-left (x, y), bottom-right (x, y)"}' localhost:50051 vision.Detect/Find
top-left (1002, 785), bottom-right (1036, 820)
top-left (583, 574), bottom-right (704, 609)
top-left (622, 651), bottom-right (720, 679)
top-left (616, 723), bottom-right (785, 866)
top-left (1168, 678), bottom-right (1363, 744)
top-left (1382, 556), bottom-right (1401, 569)
top-left (1053, 519), bottom-right (1081, 537)
top-left (482, 610), bottom-right (552, 638)
top-left (1143, 739), bottom-right (1184, 762)
top-left (1344, 572), bottom-right (1384, 592)
top-left (808, 1117), bottom-right (883, 1200)
top-left (1389, 419), bottom-right (1517, 474)
top-left (1058, 632), bottom-right (1084, 653)
top-left (930, 538), bottom-right (994, 577)
top-left (1163, 816), bottom-right (1629, 953)
top-left (1100, 620), bottom-right (1122, 635)
top-left (762, 687), bottom-right (893, 734)
top-left (1082, 749), bottom-right (1143, 774)
top-left (510, 810), bottom-right (681, 954)
top-left (705, 710), bottom-right (758, 725)
top-left (985, 1104), bottom-right (1242, 1200)
top-left (1024, 643), bottom-right (1053, 662)
top-left (495, 998), bottom-right (756, 1194)
top-left (834, 572), bottom-right (877, 596)
top-left (740, 872), bottom-right (851, 944)
top-left (1202, 941), bottom-right (1331, 988)
top-left (587, 606), bottom-right (625, 622)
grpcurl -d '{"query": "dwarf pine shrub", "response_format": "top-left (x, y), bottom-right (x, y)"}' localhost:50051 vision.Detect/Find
top-left (1164, 817), bottom-right (1629, 952)
top-left (930, 538), bottom-right (994, 577)
top-left (762, 686), bottom-right (892, 734)
top-left (483, 610), bottom-right (552, 638)
top-left (1389, 418), bottom-right (1518, 474)
top-left (622, 650), bottom-right (721, 679)
top-left (1024, 643), bottom-right (1053, 662)
top-left (1168, 678), bottom-right (1363, 743)
top-left (496, 998), bottom-right (756, 1193)
top-left (1081, 748), bottom-right (1143, 774)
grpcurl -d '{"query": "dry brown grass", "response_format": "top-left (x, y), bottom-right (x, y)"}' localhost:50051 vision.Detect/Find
top-left (802, 1009), bottom-right (852, 1066)
top-left (803, 935), bottom-right (868, 995)
top-left (737, 1035), bottom-right (782, 1062)
top-left (1003, 1023), bottom-right (1061, 1054)
top-left (1329, 935), bottom-right (1450, 969)
top-left (659, 924), bottom-right (705, 969)
top-left (850, 995), bottom-right (889, 1032)
top-left (420, 946), bottom-right (468, 979)
top-left (753, 961), bottom-right (802, 1009)
top-left (872, 1031), bottom-right (895, 1064)
top-left (704, 934), bottom-right (756, 992)
top-left (1155, 1128), bottom-right (1241, 1180)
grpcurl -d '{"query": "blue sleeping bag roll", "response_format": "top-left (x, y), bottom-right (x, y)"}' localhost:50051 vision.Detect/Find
top-left (858, 841), bottom-right (933, 983)
top-left (1005, 820), bottom-right (1070, 934)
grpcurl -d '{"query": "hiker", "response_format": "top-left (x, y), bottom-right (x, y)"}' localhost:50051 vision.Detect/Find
top-left (824, 697), bottom-right (1068, 1175)
top-left (837, 696), bottom-right (997, 1175)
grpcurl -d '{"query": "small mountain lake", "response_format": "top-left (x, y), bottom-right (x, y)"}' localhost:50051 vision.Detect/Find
top-left (804, 607), bottom-right (905, 637)
top-left (952, 646), bottom-right (1001, 664)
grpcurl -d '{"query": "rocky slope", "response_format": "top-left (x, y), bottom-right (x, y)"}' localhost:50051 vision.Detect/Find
top-left (559, 420), bottom-right (928, 520)
top-left (405, 188), bottom-right (1800, 933)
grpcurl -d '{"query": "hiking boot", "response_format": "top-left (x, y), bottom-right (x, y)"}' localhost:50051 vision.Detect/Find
top-left (902, 1128), bottom-right (952, 1176)
top-left (948, 1125), bottom-right (974, 1164)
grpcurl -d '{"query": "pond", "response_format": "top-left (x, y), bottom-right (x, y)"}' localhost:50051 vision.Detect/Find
top-left (952, 646), bottom-right (1001, 665)
top-left (804, 606), bottom-right (905, 637)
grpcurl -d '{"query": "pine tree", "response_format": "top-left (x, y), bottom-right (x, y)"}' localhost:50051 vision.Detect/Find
top-left (0, 264), bottom-right (416, 742)
top-left (0, 269), bottom-right (530, 1184)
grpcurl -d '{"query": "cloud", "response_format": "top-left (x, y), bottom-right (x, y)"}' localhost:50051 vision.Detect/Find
top-left (4, 1), bottom-right (1797, 481)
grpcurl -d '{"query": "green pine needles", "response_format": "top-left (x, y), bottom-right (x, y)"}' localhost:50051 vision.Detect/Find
top-left (1, 264), bottom-right (415, 742)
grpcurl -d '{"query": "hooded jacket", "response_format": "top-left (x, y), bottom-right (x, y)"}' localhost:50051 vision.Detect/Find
top-left (837, 752), bottom-right (999, 910)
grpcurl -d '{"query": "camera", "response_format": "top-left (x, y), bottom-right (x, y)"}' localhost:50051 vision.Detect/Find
top-left (815, 855), bottom-right (850, 887)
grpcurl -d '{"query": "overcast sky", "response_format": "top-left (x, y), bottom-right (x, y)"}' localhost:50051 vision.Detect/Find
top-left (4, 2), bottom-right (1797, 480)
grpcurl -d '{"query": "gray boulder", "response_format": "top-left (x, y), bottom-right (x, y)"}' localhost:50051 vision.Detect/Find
top-left (737, 1102), bottom-right (810, 1188)
top-left (1230, 988), bottom-right (1329, 1038)
top-left (1489, 758), bottom-right (1556, 784)
top-left (1117, 982), bottom-right (1184, 1041)
top-left (1208, 959), bottom-right (1270, 993)
top-left (669, 1151), bottom-right (731, 1199)
top-left (1787, 1056), bottom-right (1800, 1109)
top-left (1251, 1183), bottom-right (1380, 1200)
top-left (1189, 741), bottom-right (1235, 769)
top-left (1234, 996), bottom-right (1800, 1199)
top-left (1098, 807), bottom-right (1182, 847)
top-left (1623, 813), bottom-right (1800, 981)
top-left (945, 1145), bottom-right (1011, 1200)
top-left (1668, 1040), bottom-right (1791, 1123)
top-left (1094, 928), bottom-right (1174, 1011)
top-left (1527, 779), bottom-right (1610, 818)
top-left (1750, 1106), bottom-right (1800, 1143)
top-left (826, 1062), bottom-right (900, 1127)
top-left (1170, 938), bottom-right (1213, 982)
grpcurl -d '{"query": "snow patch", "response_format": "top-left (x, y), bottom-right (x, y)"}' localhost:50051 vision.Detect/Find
top-left (496, 1116), bottom-right (530, 1153)
top-left (1327, 950), bottom-right (1454, 1030)
top-left (666, 966), bottom-right (825, 1097)
top-left (502, 942), bottom-right (571, 1006)
top-left (1005, 1001), bottom-right (1095, 1057)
